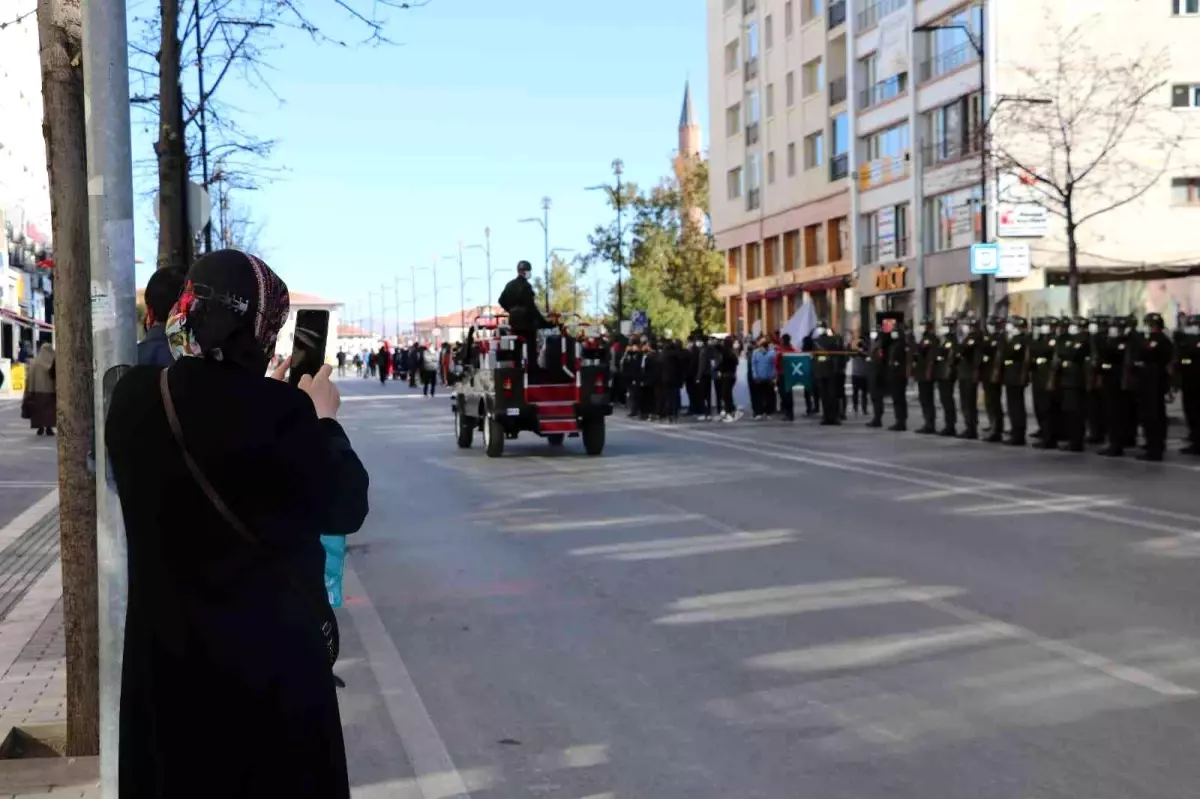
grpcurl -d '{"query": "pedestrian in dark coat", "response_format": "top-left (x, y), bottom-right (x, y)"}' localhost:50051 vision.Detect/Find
top-left (105, 250), bottom-right (369, 799)
top-left (24, 343), bottom-right (56, 434)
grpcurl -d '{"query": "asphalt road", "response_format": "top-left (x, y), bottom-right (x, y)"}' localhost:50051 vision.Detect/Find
top-left (0, 396), bottom-right (58, 530)
top-left (328, 374), bottom-right (1200, 799)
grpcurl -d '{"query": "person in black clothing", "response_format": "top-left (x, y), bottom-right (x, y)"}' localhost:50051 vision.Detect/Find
top-left (981, 315), bottom-right (1006, 442)
top-left (801, 333), bottom-right (820, 416)
top-left (1085, 315), bottom-right (1110, 444)
top-left (661, 340), bottom-right (684, 422)
top-left (1000, 315), bottom-right (1032, 446)
top-left (934, 317), bottom-right (959, 436)
top-left (1055, 316), bottom-right (1090, 452)
top-left (956, 317), bottom-right (982, 439)
top-left (813, 322), bottom-right (843, 426)
top-left (886, 322), bottom-right (911, 431)
top-left (624, 338), bottom-right (642, 417)
top-left (643, 341), bottom-right (662, 421)
top-left (105, 249), bottom-right (369, 799)
top-left (696, 338), bottom-right (716, 420)
top-left (1030, 317), bottom-right (1059, 447)
top-left (1178, 314), bottom-right (1200, 455)
top-left (1130, 312), bottom-right (1174, 461)
top-left (865, 330), bottom-right (888, 427)
top-left (498, 260), bottom-right (548, 361)
top-left (716, 337), bottom-right (741, 420)
top-left (1096, 316), bottom-right (1131, 456)
top-left (914, 317), bottom-right (939, 434)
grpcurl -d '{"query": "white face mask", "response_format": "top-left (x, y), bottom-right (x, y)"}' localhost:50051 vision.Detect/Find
top-left (985, 324), bottom-right (995, 333)
top-left (1108, 327), bottom-right (1120, 337)
top-left (815, 327), bottom-right (826, 336)
top-left (1187, 325), bottom-right (1200, 335)
top-left (1038, 325), bottom-right (1051, 335)
top-left (1068, 325), bottom-right (1080, 335)
top-left (1005, 323), bottom-right (1016, 335)
top-left (869, 330), bottom-right (878, 340)
top-left (959, 324), bottom-right (971, 335)
top-left (1088, 323), bottom-right (1099, 334)
top-left (891, 331), bottom-right (900, 339)
top-left (938, 326), bottom-right (950, 336)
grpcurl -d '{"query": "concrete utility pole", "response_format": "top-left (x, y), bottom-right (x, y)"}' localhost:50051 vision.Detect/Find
top-left (466, 228), bottom-right (492, 316)
top-left (519, 198), bottom-right (552, 312)
top-left (380, 283), bottom-right (388, 340)
top-left (82, 0), bottom-right (138, 784)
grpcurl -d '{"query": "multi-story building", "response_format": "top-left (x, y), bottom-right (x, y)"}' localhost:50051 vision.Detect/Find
top-left (708, 0), bottom-right (856, 337)
top-left (710, 0), bottom-right (1200, 338)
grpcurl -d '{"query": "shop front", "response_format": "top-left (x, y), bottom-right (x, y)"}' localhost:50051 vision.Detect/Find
top-left (857, 246), bottom-right (982, 332)
top-left (858, 262), bottom-right (915, 332)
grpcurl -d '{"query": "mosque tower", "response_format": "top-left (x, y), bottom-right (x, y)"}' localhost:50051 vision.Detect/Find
top-left (676, 81), bottom-right (706, 231)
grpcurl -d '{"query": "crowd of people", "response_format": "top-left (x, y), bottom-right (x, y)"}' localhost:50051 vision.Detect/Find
top-left (336, 340), bottom-right (463, 396)
top-left (607, 311), bottom-right (1200, 463)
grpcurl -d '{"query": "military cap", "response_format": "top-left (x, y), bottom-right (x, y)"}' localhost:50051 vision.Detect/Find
top-left (1010, 315), bottom-right (1029, 329)
top-left (1091, 314), bottom-right (1111, 325)
top-left (1145, 312), bottom-right (1165, 327)
top-left (1187, 314), bottom-right (1200, 326)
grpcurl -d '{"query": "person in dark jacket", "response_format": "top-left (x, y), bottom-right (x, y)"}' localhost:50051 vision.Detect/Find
top-left (661, 340), bottom-right (684, 422)
top-left (498, 260), bottom-right (548, 360)
top-left (105, 249), bottom-right (369, 799)
top-left (24, 343), bottom-right (56, 435)
top-left (138, 265), bottom-right (187, 367)
top-left (801, 333), bottom-right (820, 416)
top-left (716, 337), bottom-right (742, 421)
top-left (377, 342), bottom-right (392, 386)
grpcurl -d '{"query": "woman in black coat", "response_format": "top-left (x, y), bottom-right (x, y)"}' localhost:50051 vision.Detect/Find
top-left (105, 250), bottom-right (369, 799)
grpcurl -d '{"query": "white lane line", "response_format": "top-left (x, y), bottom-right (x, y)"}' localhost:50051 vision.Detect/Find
top-left (342, 562), bottom-right (470, 799)
top-left (619, 422), bottom-right (1200, 539)
top-left (0, 489), bottom-right (57, 553)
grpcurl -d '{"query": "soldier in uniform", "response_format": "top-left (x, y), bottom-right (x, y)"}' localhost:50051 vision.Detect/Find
top-left (1055, 316), bottom-right (1089, 452)
top-left (914, 317), bottom-right (939, 434)
top-left (814, 321), bottom-right (845, 426)
top-left (886, 321), bottom-right (912, 432)
top-left (1177, 314), bottom-right (1200, 455)
top-left (1000, 315), bottom-right (1032, 446)
top-left (866, 326), bottom-right (889, 428)
top-left (981, 315), bottom-right (1006, 442)
top-left (956, 316), bottom-right (983, 440)
top-left (1097, 317), bottom-right (1131, 457)
top-left (1030, 316), bottom-right (1055, 443)
top-left (1128, 312), bottom-right (1174, 461)
top-left (1086, 315), bottom-right (1110, 444)
top-left (1120, 314), bottom-right (1142, 449)
top-left (935, 316), bottom-right (959, 436)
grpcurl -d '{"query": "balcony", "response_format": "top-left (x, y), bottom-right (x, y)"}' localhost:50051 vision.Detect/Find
top-left (860, 236), bottom-right (910, 265)
top-left (830, 152), bottom-right (849, 181)
top-left (856, 0), bottom-right (906, 31)
top-left (747, 187), bottom-right (761, 211)
top-left (856, 152), bottom-right (910, 190)
top-left (745, 122), bottom-right (761, 145)
top-left (917, 41), bottom-right (977, 84)
top-left (922, 134), bottom-right (982, 167)
top-left (828, 0), bottom-right (847, 28)
top-left (858, 74), bottom-right (907, 110)
top-left (745, 57), bottom-right (759, 81)
top-left (829, 75), bottom-right (847, 105)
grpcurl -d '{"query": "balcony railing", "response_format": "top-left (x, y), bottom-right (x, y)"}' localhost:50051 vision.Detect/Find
top-left (745, 57), bottom-right (759, 81)
top-left (858, 74), bottom-right (907, 110)
top-left (747, 187), bottom-right (761, 211)
top-left (830, 152), bottom-right (849, 181)
top-left (856, 0), bottom-right (906, 31)
top-left (921, 134), bottom-right (983, 166)
top-left (829, 75), bottom-right (847, 105)
top-left (745, 122), bottom-right (761, 145)
top-left (828, 0), bottom-right (847, 28)
top-left (856, 152), bottom-right (910, 190)
top-left (860, 236), bottom-right (910, 265)
top-left (917, 41), bottom-right (977, 83)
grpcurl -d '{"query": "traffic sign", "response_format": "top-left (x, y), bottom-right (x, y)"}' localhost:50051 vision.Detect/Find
top-left (970, 243), bottom-right (1000, 275)
top-left (631, 310), bottom-right (648, 332)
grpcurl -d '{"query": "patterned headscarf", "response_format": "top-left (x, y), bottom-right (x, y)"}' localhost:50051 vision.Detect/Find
top-left (165, 249), bottom-right (289, 372)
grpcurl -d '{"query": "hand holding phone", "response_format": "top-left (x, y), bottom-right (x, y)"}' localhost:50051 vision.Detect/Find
top-left (289, 310), bottom-right (330, 387)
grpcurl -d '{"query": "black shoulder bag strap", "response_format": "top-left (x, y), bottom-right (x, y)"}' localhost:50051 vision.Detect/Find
top-left (159, 369), bottom-right (338, 667)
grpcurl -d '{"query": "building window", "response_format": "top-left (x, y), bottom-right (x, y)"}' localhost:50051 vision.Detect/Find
top-left (727, 167), bottom-right (743, 200)
top-left (917, 3), bottom-right (982, 82)
top-left (766, 83), bottom-right (776, 117)
top-left (765, 14), bottom-right (774, 48)
top-left (725, 39), bottom-right (740, 74)
top-left (862, 121), bottom-right (910, 161)
top-left (745, 89), bottom-right (761, 123)
top-left (860, 72), bottom-right (908, 109)
top-left (924, 186), bottom-right (983, 252)
top-left (768, 151), bottom-right (777, 184)
top-left (785, 0), bottom-right (795, 34)
top-left (747, 153), bottom-right (762, 211)
top-left (787, 142), bottom-right (797, 176)
top-left (726, 103), bottom-right (742, 137)
top-left (1172, 84), bottom-right (1200, 108)
top-left (786, 72), bottom-right (796, 106)
top-left (804, 223), bottom-right (825, 266)
top-left (804, 131), bottom-right (825, 169)
top-left (1172, 177), bottom-right (1200, 204)
top-left (802, 57), bottom-right (824, 96)
top-left (1174, 0), bottom-right (1200, 13)
top-left (831, 217), bottom-right (849, 261)
top-left (802, 0), bottom-right (823, 23)
top-left (747, 20), bottom-right (760, 60)
top-left (924, 91), bottom-right (982, 161)
top-left (831, 113), bottom-right (849, 156)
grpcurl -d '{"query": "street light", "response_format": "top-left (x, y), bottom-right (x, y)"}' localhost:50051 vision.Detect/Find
top-left (586, 158), bottom-right (625, 324)
top-left (519, 196), bottom-right (552, 311)
top-left (464, 227), bottom-right (496, 315)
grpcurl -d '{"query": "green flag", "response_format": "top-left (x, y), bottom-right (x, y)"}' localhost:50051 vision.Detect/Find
top-left (782, 353), bottom-right (812, 392)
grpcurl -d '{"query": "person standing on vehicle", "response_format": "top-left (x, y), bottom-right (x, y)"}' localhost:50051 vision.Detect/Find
top-left (914, 317), bottom-right (939, 434)
top-left (934, 317), bottom-right (959, 436)
top-left (498, 260), bottom-right (548, 363)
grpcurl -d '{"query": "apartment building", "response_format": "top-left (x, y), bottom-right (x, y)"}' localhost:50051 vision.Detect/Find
top-left (707, 0), bottom-right (855, 337)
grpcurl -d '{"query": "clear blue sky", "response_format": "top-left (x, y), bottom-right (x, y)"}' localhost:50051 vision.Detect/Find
top-left (130, 0), bottom-right (709, 332)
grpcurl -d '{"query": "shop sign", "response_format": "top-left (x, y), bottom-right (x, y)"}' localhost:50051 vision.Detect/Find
top-left (873, 265), bottom-right (907, 292)
top-left (877, 207), bottom-right (896, 261)
top-left (997, 171), bottom-right (1049, 237)
top-left (996, 242), bottom-right (1032, 279)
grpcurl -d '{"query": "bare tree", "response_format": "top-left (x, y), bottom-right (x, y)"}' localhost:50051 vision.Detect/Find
top-left (990, 17), bottom-right (1186, 315)
top-left (35, 0), bottom-right (100, 756)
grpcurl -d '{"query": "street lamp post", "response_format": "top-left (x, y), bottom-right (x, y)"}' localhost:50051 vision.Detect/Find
top-left (442, 239), bottom-right (468, 332)
top-left (519, 196), bottom-right (552, 311)
top-left (465, 227), bottom-right (493, 315)
top-left (586, 158), bottom-right (625, 324)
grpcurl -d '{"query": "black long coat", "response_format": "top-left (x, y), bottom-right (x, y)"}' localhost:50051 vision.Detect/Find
top-left (105, 359), bottom-right (369, 799)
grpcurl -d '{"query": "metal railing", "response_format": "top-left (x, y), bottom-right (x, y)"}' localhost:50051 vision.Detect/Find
top-left (921, 134), bottom-right (982, 166)
top-left (828, 0), bottom-right (847, 28)
top-left (829, 75), bottom-right (847, 105)
top-left (745, 122), bottom-right (760, 145)
top-left (917, 41), bottom-right (977, 83)
top-left (745, 57), bottom-right (759, 81)
top-left (858, 74), bottom-right (907, 110)
top-left (860, 237), bottom-right (909, 265)
top-left (830, 152), bottom-right (849, 181)
top-left (856, 0), bottom-right (906, 30)
top-left (746, 187), bottom-right (761, 211)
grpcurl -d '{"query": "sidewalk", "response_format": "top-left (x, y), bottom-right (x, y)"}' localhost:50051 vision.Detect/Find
top-left (0, 500), bottom-right (98, 797)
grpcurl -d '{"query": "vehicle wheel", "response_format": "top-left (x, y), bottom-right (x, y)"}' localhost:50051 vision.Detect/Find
top-left (581, 418), bottom-right (605, 456)
top-left (546, 433), bottom-right (565, 447)
top-left (484, 416), bottom-right (505, 458)
top-left (455, 410), bottom-right (473, 448)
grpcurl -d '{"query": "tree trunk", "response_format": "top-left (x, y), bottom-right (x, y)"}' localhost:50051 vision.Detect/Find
top-left (1066, 215), bottom-right (1080, 318)
top-left (36, 0), bottom-right (100, 757)
top-left (156, 0), bottom-right (189, 271)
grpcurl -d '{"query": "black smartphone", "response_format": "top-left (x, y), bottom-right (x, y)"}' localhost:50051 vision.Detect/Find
top-left (289, 309), bottom-right (330, 386)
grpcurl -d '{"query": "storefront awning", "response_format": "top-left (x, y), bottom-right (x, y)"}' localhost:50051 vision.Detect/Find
top-left (764, 288), bottom-right (783, 299)
top-left (795, 276), bottom-right (849, 293)
top-left (0, 308), bottom-right (54, 330)
top-left (746, 291), bottom-right (764, 302)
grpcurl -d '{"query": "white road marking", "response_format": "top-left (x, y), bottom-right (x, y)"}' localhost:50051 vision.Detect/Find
top-left (343, 562), bottom-right (471, 799)
top-left (500, 513), bottom-right (705, 533)
top-left (571, 530), bottom-right (799, 561)
top-left (657, 583), bottom-right (963, 625)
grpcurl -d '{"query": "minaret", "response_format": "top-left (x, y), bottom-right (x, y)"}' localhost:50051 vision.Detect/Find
top-left (676, 80), bottom-right (705, 231)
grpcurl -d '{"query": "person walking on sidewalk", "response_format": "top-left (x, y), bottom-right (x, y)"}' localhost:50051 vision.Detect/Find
top-left (105, 250), bottom-right (369, 799)
top-left (23, 343), bottom-right (56, 436)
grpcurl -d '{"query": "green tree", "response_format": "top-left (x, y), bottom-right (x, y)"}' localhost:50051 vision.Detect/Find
top-left (532, 254), bottom-right (589, 316)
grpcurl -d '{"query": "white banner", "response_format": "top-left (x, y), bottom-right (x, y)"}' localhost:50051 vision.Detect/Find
top-left (878, 9), bottom-right (910, 80)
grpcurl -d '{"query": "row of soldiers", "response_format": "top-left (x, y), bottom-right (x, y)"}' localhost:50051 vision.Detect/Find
top-left (863, 312), bottom-right (1200, 462)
